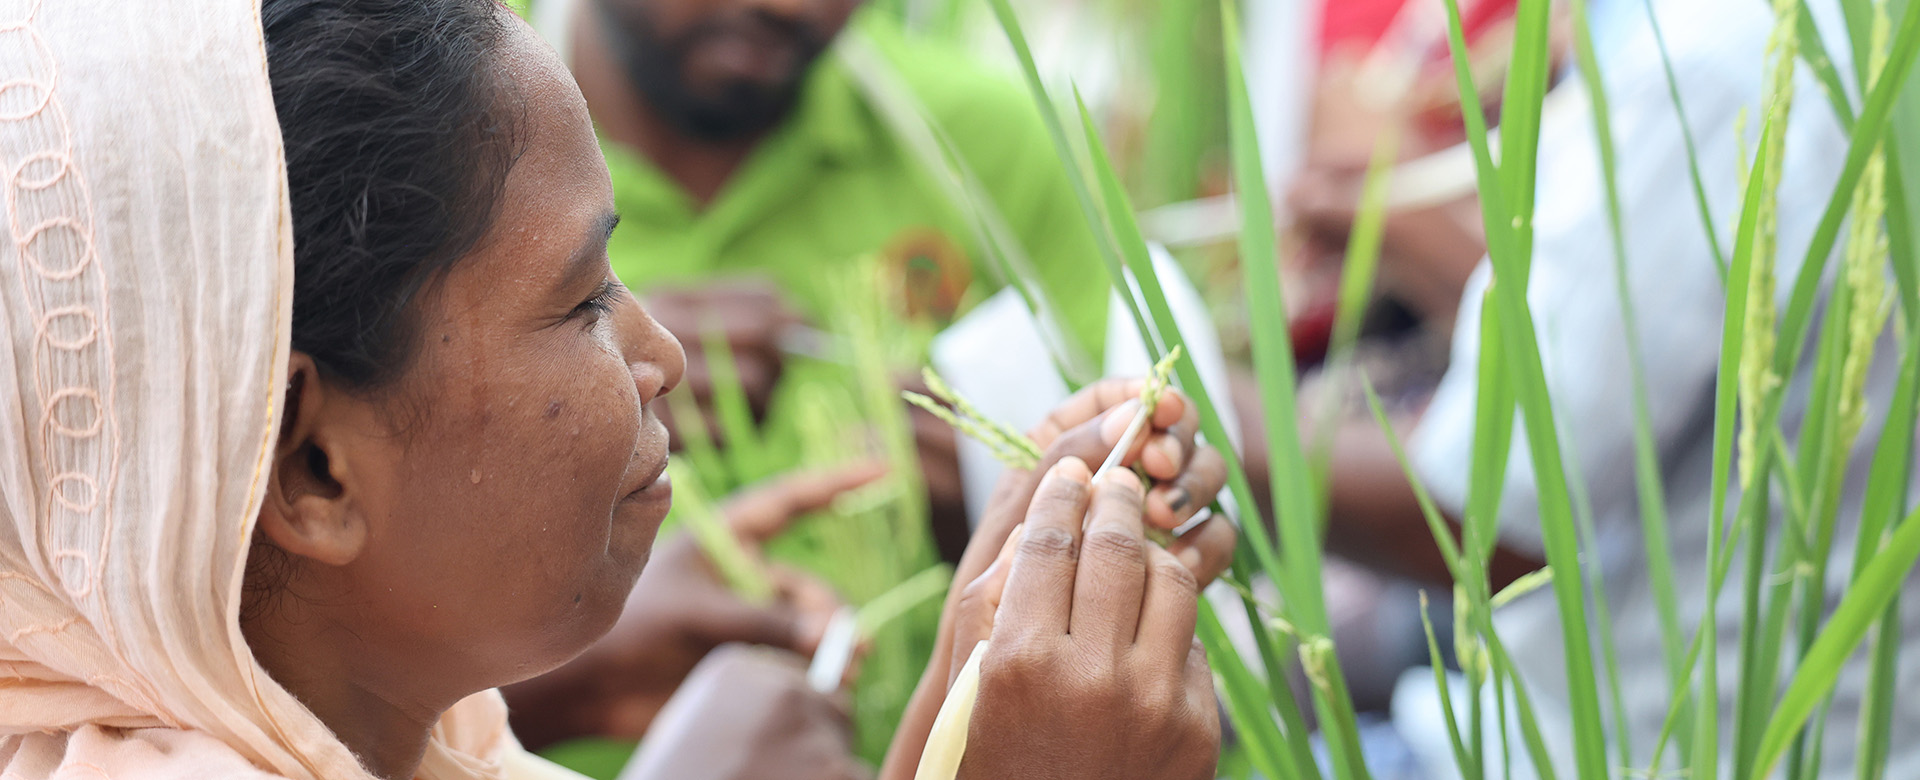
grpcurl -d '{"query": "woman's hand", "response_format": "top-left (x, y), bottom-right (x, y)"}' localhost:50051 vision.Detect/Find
top-left (950, 459), bottom-right (1219, 779)
top-left (617, 644), bottom-right (871, 780)
top-left (504, 463), bottom-right (883, 748)
top-left (881, 378), bottom-right (1235, 780)
top-left (966, 378), bottom-right (1235, 596)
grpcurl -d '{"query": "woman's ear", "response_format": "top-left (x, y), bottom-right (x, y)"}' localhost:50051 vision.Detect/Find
top-left (256, 354), bottom-right (368, 567)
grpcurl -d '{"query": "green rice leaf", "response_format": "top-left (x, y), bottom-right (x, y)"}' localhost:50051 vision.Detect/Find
top-left (1573, 0), bottom-right (1690, 710)
top-left (839, 38), bottom-right (1101, 383)
top-left (1199, 599), bottom-right (1300, 780)
top-left (1442, 0), bottom-right (1614, 774)
top-left (1890, 0), bottom-right (1920, 322)
top-left (1217, 0), bottom-right (1318, 600)
top-left (1752, 503), bottom-right (1920, 778)
top-left (1327, 131), bottom-right (1399, 366)
top-left (981, 0), bottom-right (1156, 354)
top-left (667, 388), bottom-right (732, 497)
top-left (1419, 593), bottom-right (1480, 780)
top-left (668, 460), bottom-right (776, 603)
top-left (1439, 0), bottom-right (1516, 591)
top-left (1360, 378), bottom-right (1465, 578)
top-left (856, 564), bottom-right (954, 638)
top-left (702, 323), bottom-right (770, 483)
top-left (1853, 600), bottom-right (1902, 780)
top-left (1788, 0), bottom-right (1861, 130)
top-left (1642, 0), bottom-right (1731, 278)
top-left (1690, 109), bottom-right (1782, 780)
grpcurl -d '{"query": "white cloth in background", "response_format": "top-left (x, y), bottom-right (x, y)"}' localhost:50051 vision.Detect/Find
top-left (934, 245), bottom-right (1238, 530)
top-left (0, 3), bottom-right (521, 778)
top-left (1402, 0), bottom-right (1920, 777)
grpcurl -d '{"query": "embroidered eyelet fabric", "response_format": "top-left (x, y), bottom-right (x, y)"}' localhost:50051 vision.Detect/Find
top-left (0, 2), bottom-right (512, 777)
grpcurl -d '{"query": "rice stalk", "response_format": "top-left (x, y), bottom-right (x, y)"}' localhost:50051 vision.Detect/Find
top-left (919, 369), bottom-right (1043, 464)
top-left (839, 36), bottom-right (1100, 384)
top-left (1433, 0), bottom-right (1616, 775)
top-left (1418, 593), bottom-right (1480, 779)
top-left (1326, 130), bottom-right (1399, 367)
top-left (1766, 0), bottom-right (1920, 429)
top-left (1727, 2), bottom-right (1920, 776)
top-left (1641, 0), bottom-right (1731, 278)
top-left (1786, 12), bottom-right (1896, 771)
top-left (901, 388), bottom-right (1041, 470)
top-left (1200, 599), bottom-right (1302, 780)
top-left (666, 460), bottom-right (777, 604)
top-left (1570, 0), bottom-right (1690, 716)
top-left (857, 564), bottom-right (956, 638)
top-left (701, 323), bottom-right (772, 484)
top-left (1752, 503), bottom-right (1920, 778)
top-left (667, 388), bottom-right (731, 497)
top-left (1435, 3), bottom-right (1522, 775)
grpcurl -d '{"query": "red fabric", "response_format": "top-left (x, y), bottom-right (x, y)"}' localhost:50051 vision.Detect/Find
top-left (1318, 0), bottom-right (1411, 59)
top-left (1316, 0), bottom-right (1519, 63)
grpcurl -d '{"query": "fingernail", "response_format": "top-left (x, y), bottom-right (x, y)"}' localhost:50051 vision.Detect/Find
top-left (1101, 400), bottom-right (1143, 444)
top-left (1047, 456), bottom-right (1090, 482)
top-left (1177, 546), bottom-right (1203, 571)
top-left (1166, 487), bottom-right (1192, 512)
top-left (1154, 437), bottom-right (1183, 468)
top-left (1095, 466), bottom-right (1142, 493)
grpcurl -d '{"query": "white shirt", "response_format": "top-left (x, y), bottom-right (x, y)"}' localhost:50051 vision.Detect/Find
top-left (1406, 0), bottom-right (1920, 775)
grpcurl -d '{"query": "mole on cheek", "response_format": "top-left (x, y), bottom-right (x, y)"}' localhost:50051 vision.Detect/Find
top-left (544, 400), bottom-right (564, 420)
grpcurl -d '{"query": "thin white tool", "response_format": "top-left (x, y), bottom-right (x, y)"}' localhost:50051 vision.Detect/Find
top-left (1092, 402), bottom-right (1154, 483)
top-left (807, 606), bottom-right (860, 693)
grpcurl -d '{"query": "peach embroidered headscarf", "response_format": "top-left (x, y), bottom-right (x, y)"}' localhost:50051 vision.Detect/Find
top-left (0, 2), bottom-right (513, 777)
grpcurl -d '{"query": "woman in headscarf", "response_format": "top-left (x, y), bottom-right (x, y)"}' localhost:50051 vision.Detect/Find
top-left (0, 1), bottom-right (1236, 778)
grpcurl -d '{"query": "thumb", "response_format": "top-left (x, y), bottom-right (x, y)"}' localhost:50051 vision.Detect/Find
top-left (722, 460), bottom-right (889, 543)
top-left (949, 525), bottom-right (1020, 688)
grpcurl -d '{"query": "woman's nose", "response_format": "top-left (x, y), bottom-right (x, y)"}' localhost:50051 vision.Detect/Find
top-left (621, 291), bottom-right (686, 404)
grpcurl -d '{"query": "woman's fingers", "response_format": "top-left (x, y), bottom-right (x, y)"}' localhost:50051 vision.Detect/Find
top-left (769, 564), bottom-right (844, 656)
top-left (1164, 516), bottom-right (1237, 588)
top-left (1026, 378), bottom-right (1152, 448)
top-left (722, 461), bottom-right (889, 543)
top-left (1069, 469), bottom-right (1150, 650)
top-left (1183, 638), bottom-right (1222, 740)
top-left (1136, 545), bottom-right (1203, 664)
top-left (1145, 446), bottom-right (1227, 530)
top-left (950, 526), bottom-right (1021, 688)
top-left (997, 458), bottom-right (1093, 639)
top-left (963, 404), bottom-right (1150, 586)
top-left (687, 589), bottom-right (807, 654)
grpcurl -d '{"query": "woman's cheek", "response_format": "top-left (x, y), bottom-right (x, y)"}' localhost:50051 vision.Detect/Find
top-left (549, 358), bottom-right (646, 523)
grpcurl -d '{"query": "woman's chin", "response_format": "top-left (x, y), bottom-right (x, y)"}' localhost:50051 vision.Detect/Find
top-left (611, 476), bottom-right (670, 565)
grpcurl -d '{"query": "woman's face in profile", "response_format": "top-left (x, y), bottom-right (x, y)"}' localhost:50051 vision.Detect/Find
top-left (253, 18), bottom-right (686, 693)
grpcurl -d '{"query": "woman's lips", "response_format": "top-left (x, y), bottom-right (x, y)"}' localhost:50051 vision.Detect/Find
top-left (625, 457), bottom-right (671, 503)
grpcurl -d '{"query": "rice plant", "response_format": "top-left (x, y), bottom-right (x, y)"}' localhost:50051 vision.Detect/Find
top-left (948, 0), bottom-right (1920, 778)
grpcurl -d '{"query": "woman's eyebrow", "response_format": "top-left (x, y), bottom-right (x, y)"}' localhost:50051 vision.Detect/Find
top-left (558, 211), bottom-right (621, 289)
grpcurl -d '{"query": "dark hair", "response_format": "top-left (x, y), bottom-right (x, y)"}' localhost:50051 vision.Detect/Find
top-left (246, 0), bottom-right (521, 622)
top-left (263, 0), bottom-right (522, 389)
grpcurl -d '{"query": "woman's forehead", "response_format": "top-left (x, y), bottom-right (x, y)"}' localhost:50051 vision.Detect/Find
top-left (481, 20), bottom-right (616, 282)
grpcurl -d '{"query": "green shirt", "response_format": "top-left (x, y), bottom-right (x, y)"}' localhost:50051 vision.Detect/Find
top-left (602, 16), bottom-right (1109, 360)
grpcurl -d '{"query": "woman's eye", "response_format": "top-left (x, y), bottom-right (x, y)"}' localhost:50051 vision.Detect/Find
top-left (569, 280), bottom-right (619, 322)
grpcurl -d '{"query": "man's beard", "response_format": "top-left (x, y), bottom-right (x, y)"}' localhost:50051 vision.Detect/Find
top-left (598, 3), bottom-right (829, 142)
